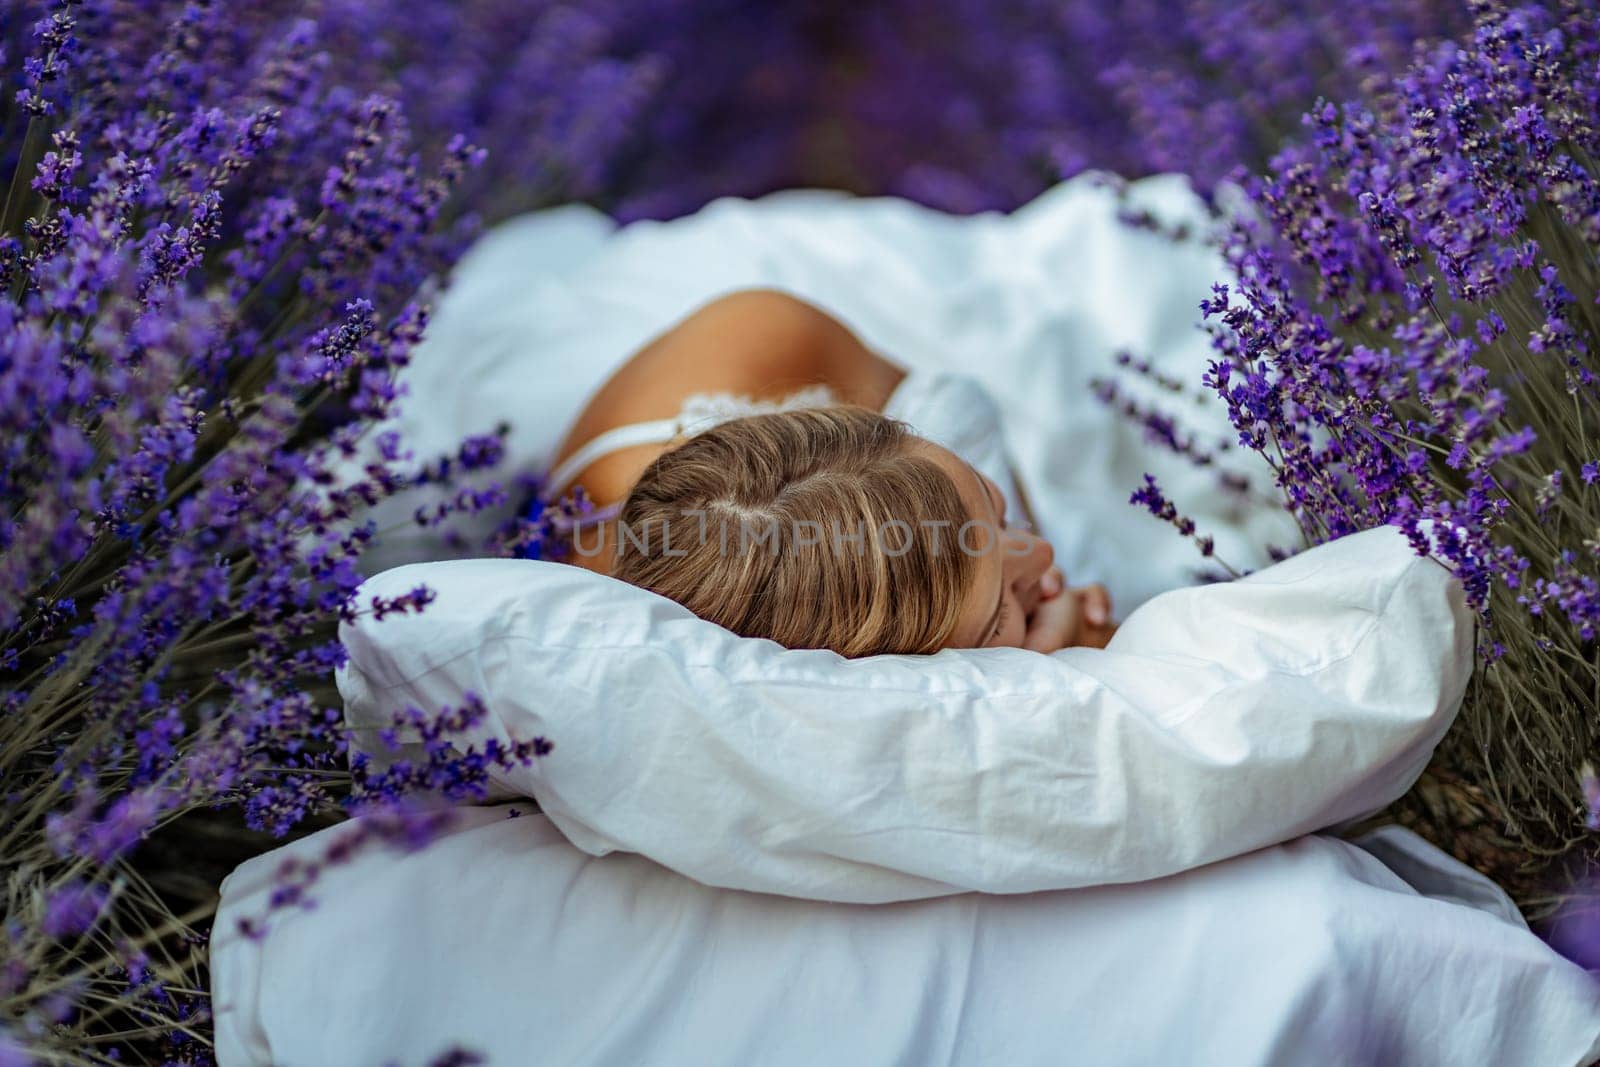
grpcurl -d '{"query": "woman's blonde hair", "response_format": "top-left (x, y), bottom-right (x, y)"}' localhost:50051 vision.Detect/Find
top-left (612, 405), bottom-right (975, 657)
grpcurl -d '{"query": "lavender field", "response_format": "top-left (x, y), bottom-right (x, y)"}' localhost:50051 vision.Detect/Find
top-left (3, 0), bottom-right (1598, 1061)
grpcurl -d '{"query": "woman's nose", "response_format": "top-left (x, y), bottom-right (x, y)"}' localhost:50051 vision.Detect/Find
top-left (1003, 528), bottom-right (1055, 597)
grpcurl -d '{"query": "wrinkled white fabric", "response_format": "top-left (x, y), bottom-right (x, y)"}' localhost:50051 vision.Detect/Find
top-left (338, 523), bottom-right (1472, 903)
top-left (212, 806), bottom-right (1600, 1067)
top-left (333, 172), bottom-right (1299, 611)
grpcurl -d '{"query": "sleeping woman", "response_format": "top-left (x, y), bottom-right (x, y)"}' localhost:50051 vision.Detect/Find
top-left (538, 287), bottom-right (1118, 657)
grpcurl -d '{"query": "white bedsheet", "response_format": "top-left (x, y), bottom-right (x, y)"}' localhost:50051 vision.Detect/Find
top-left (213, 805), bottom-right (1600, 1066)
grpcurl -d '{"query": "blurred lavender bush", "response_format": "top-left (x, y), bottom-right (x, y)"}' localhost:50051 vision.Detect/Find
top-left (828, 0), bottom-right (1469, 212)
top-left (0, 0), bottom-right (805, 1059)
top-left (1117, 0), bottom-right (1600, 906)
top-left (290, 0), bottom-right (824, 224)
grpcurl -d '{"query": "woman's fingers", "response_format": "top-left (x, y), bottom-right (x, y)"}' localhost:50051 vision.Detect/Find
top-left (1039, 566), bottom-right (1064, 599)
top-left (1077, 621), bottom-right (1118, 650)
top-left (1081, 583), bottom-right (1112, 627)
top-left (1021, 582), bottom-right (1083, 653)
top-left (1018, 566), bottom-right (1062, 620)
top-left (1020, 579), bottom-right (1111, 653)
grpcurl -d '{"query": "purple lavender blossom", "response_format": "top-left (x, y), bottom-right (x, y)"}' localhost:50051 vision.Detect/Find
top-left (40, 881), bottom-right (108, 940)
top-left (1110, 0), bottom-right (1600, 892)
top-left (5, 0), bottom-right (807, 1052)
top-left (0, 1), bottom-right (635, 1057)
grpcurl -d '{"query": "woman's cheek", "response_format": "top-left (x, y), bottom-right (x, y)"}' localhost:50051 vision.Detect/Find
top-left (1003, 594), bottom-right (1028, 647)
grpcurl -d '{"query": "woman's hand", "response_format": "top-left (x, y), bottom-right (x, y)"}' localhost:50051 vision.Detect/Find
top-left (1074, 585), bottom-right (1117, 649)
top-left (1021, 569), bottom-right (1116, 652)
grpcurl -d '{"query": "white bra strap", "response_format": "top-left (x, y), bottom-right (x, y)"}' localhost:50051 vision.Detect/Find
top-left (543, 417), bottom-right (684, 499)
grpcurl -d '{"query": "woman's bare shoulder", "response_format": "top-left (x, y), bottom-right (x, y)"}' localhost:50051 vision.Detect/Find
top-left (637, 288), bottom-right (898, 399)
top-left (548, 288), bottom-right (906, 507)
top-left (557, 288), bottom-right (901, 432)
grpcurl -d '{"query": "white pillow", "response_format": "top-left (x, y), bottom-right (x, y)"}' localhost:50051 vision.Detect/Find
top-left (336, 523), bottom-right (1474, 904)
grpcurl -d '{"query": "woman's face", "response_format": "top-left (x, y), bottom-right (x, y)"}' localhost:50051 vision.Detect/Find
top-left (915, 439), bottom-right (1058, 649)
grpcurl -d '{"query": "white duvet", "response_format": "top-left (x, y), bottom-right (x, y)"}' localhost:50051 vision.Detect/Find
top-left (215, 174), bottom-right (1600, 1065)
top-left (344, 172), bottom-right (1298, 611)
top-left (214, 807), bottom-right (1600, 1066)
